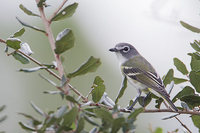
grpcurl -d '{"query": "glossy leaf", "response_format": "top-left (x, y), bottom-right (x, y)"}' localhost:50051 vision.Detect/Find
top-left (189, 71), bottom-right (200, 93)
top-left (75, 117), bottom-right (85, 133)
top-left (190, 40), bottom-right (200, 52)
top-left (191, 56), bottom-right (200, 72)
top-left (63, 107), bottom-right (78, 126)
top-left (128, 108), bottom-right (143, 120)
top-left (19, 122), bottom-right (36, 131)
top-left (180, 21), bottom-right (200, 33)
top-left (19, 4), bottom-right (39, 17)
top-left (54, 29), bottom-right (75, 54)
top-left (30, 101), bottom-right (45, 117)
top-left (111, 117), bottom-right (125, 133)
top-left (10, 28), bottom-right (25, 38)
top-left (16, 17), bottom-right (45, 33)
top-left (173, 77), bottom-right (188, 84)
top-left (12, 52), bottom-right (30, 64)
top-left (173, 58), bottom-right (188, 75)
top-left (92, 76), bottom-right (106, 103)
top-left (191, 115), bottom-right (200, 131)
top-left (19, 66), bottom-right (47, 73)
top-left (6, 38), bottom-right (21, 49)
top-left (115, 76), bottom-right (127, 104)
top-left (51, 3), bottom-right (78, 21)
top-left (172, 86), bottom-right (195, 103)
top-left (180, 95), bottom-right (200, 109)
top-left (67, 56), bottom-right (101, 78)
top-left (163, 69), bottom-right (174, 86)
top-left (94, 108), bottom-right (113, 123)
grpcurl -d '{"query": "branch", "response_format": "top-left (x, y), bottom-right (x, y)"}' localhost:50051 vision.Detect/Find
top-left (49, 0), bottom-right (68, 22)
top-left (175, 117), bottom-right (192, 133)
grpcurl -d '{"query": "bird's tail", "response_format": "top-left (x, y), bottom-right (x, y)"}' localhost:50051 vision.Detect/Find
top-left (163, 95), bottom-right (178, 112)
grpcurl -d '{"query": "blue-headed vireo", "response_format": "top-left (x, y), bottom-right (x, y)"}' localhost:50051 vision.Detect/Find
top-left (109, 43), bottom-right (178, 112)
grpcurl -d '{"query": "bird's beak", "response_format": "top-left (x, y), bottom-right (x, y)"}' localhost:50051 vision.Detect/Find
top-left (109, 47), bottom-right (118, 52)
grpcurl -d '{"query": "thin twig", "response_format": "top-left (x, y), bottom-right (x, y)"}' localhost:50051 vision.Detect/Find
top-left (174, 117), bottom-right (192, 133)
top-left (49, 0), bottom-right (68, 22)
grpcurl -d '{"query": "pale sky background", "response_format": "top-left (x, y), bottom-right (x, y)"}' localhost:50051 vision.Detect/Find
top-left (0, 0), bottom-right (200, 132)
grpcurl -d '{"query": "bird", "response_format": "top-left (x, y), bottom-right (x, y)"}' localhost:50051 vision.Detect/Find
top-left (109, 43), bottom-right (178, 112)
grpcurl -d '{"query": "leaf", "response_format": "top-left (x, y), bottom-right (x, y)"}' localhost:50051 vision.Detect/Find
top-left (19, 4), bottom-right (39, 17)
top-left (180, 95), bottom-right (200, 109)
top-left (44, 91), bottom-right (62, 95)
top-left (54, 105), bottom-right (67, 118)
top-left (180, 21), bottom-right (200, 33)
top-left (51, 3), bottom-right (78, 21)
top-left (37, 0), bottom-right (46, 7)
top-left (65, 96), bottom-right (79, 104)
top-left (154, 127), bottom-right (163, 133)
top-left (10, 28), bottom-right (25, 38)
top-left (30, 101), bottom-right (46, 117)
top-left (172, 86), bottom-right (195, 103)
top-left (0, 105), bottom-right (6, 112)
top-left (75, 117), bottom-right (85, 133)
top-left (39, 74), bottom-right (58, 87)
top-left (12, 52), bottom-right (30, 64)
top-left (173, 58), bottom-right (188, 75)
top-left (18, 113), bottom-right (41, 125)
top-left (189, 71), bottom-right (200, 93)
top-left (83, 115), bottom-right (99, 126)
top-left (191, 115), bottom-right (200, 131)
top-left (94, 108), bottom-right (113, 123)
top-left (162, 114), bottom-right (179, 120)
top-left (19, 66), bottom-right (47, 73)
top-left (191, 56), bottom-right (200, 72)
top-left (6, 38), bottom-right (21, 49)
top-left (163, 69), bottom-right (174, 86)
top-left (67, 56), bottom-right (101, 78)
top-left (91, 76), bottom-right (106, 103)
top-left (20, 42), bottom-right (33, 55)
top-left (188, 52), bottom-right (200, 60)
top-left (16, 17), bottom-right (46, 33)
top-left (155, 98), bottom-right (163, 109)
top-left (128, 108), bottom-right (143, 120)
top-left (0, 116), bottom-right (7, 123)
top-left (111, 117), bottom-right (125, 133)
top-left (54, 29), bottom-right (75, 54)
top-left (190, 40), bottom-right (200, 52)
top-left (19, 122), bottom-right (36, 131)
top-left (63, 107), bottom-right (78, 126)
top-left (181, 101), bottom-right (190, 110)
top-left (173, 77), bottom-right (188, 84)
top-left (138, 93), bottom-right (152, 107)
top-left (115, 76), bottom-right (127, 104)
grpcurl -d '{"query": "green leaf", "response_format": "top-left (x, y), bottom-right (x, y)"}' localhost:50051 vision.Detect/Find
top-left (163, 69), bottom-right (174, 86)
top-left (191, 115), bottom-right (200, 131)
top-left (19, 122), bottom-right (36, 131)
top-left (18, 113), bottom-right (41, 126)
top-left (154, 127), bottom-right (163, 133)
top-left (75, 117), bottom-right (85, 133)
top-left (12, 52), bottom-right (30, 64)
top-left (191, 56), bottom-right (200, 72)
top-left (189, 71), bottom-right (200, 93)
top-left (43, 90), bottom-right (62, 95)
top-left (180, 21), bottom-right (200, 33)
top-left (111, 117), bottom-right (125, 133)
top-left (155, 98), bottom-right (163, 109)
top-left (54, 105), bottom-right (67, 119)
top-left (65, 96), bottom-right (79, 104)
top-left (128, 108), bottom-right (143, 120)
top-left (83, 115), bottom-right (99, 126)
top-left (173, 77), bottom-right (188, 84)
top-left (190, 40), bottom-right (200, 52)
top-left (54, 29), bottom-right (75, 54)
top-left (138, 93), bottom-right (152, 107)
top-left (94, 108), bottom-right (113, 123)
top-left (91, 76), bottom-right (106, 103)
top-left (19, 4), bottom-right (39, 17)
top-left (67, 56), bottom-right (101, 78)
top-left (122, 119), bottom-right (135, 132)
top-left (173, 58), bottom-right (188, 75)
top-left (30, 101), bottom-right (45, 117)
top-left (0, 105), bottom-right (6, 112)
top-left (6, 38), bottom-right (21, 49)
top-left (19, 66), bottom-right (47, 73)
top-left (63, 107), bottom-right (78, 126)
top-left (16, 17), bottom-right (46, 33)
top-left (180, 95), bottom-right (200, 109)
top-left (0, 116), bottom-right (7, 123)
top-left (172, 86), bottom-right (195, 103)
top-left (37, 0), bottom-right (46, 7)
top-left (10, 28), bottom-right (25, 38)
top-left (51, 3), bottom-right (78, 21)
top-left (39, 74), bottom-right (58, 87)
top-left (115, 76), bottom-right (127, 104)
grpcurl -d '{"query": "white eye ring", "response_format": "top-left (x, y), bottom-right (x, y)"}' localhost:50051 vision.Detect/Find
top-left (122, 46), bottom-right (130, 53)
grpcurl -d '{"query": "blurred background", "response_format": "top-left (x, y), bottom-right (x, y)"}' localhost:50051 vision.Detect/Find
top-left (0, 0), bottom-right (200, 132)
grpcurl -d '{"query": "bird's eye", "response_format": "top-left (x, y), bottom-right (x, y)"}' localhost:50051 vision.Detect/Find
top-left (123, 46), bottom-right (130, 53)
